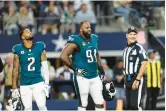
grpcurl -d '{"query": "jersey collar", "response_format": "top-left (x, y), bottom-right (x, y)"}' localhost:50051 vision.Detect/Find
top-left (127, 41), bottom-right (137, 47)
top-left (22, 42), bottom-right (35, 49)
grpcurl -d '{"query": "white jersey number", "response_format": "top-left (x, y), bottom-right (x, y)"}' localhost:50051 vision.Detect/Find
top-left (28, 57), bottom-right (35, 71)
top-left (86, 49), bottom-right (97, 63)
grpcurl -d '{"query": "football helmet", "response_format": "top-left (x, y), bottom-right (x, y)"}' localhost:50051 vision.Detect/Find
top-left (6, 90), bottom-right (24, 110)
top-left (102, 81), bottom-right (116, 101)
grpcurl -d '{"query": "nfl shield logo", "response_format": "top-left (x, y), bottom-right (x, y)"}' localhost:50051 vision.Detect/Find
top-left (21, 51), bottom-right (24, 54)
top-left (82, 42), bottom-right (86, 46)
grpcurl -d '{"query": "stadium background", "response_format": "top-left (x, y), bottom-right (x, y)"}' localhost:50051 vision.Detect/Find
top-left (0, 1), bottom-right (165, 110)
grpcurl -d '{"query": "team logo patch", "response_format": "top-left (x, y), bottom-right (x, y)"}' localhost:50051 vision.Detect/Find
top-left (82, 42), bottom-right (86, 46)
top-left (21, 51), bottom-right (24, 54)
top-left (131, 49), bottom-right (137, 55)
top-left (68, 36), bottom-right (74, 41)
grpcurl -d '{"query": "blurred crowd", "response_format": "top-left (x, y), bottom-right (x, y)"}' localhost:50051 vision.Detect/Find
top-left (0, 49), bottom-right (164, 110)
top-left (0, 1), bottom-right (96, 35)
top-left (0, 1), bottom-right (165, 35)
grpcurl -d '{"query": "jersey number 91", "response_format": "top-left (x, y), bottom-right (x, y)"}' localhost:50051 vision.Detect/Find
top-left (86, 49), bottom-right (97, 63)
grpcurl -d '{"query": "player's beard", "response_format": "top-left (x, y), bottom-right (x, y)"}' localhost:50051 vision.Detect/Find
top-left (26, 36), bottom-right (34, 40)
top-left (82, 32), bottom-right (91, 39)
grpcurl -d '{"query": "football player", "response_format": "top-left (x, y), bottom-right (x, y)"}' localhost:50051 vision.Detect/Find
top-left (11, 28), bottom-right (50, 111)
top-left (60, 21), bottom-right (108, 111)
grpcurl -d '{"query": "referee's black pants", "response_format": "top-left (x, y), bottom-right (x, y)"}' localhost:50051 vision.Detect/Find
top-left (125, 75), bottom-right (143, 110)
top-left (146, 87), bottom-right (159, 110)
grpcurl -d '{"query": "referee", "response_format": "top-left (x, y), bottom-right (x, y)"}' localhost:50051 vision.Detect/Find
top-left (123, 27), bottom-right (148, 110)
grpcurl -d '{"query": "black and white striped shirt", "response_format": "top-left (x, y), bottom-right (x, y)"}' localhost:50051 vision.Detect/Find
top-left (123, 42), bottom-right (148, 75)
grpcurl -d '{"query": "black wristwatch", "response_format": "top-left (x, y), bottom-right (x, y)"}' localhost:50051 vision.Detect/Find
top-left (136, 79), bottom-right (140, 81)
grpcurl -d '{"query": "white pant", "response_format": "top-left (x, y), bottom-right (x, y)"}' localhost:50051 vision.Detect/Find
top-left (74, 76), bottom-right (104, 107)
top-left (20, 82), bottom-right (47, 111)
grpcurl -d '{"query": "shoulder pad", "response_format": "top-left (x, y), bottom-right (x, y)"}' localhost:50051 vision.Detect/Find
top-left (91, 34), bottom-right (99, 41)
top-left (36, 41), bottom-right (46, 50)
top-left (67, 35), bottom-right (80, 45)
top-left (12, 44), bottom-right (21, 54)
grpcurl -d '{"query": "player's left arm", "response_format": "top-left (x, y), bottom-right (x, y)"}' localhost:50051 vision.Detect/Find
top-left (96, 52), bottom-right (105, 78)
top-left (132, 46), bottom-right (148, 90)
top-left (132, 60), bottom-right (147, 90)
top-left (41, 50), bottom-right (49, 85)
top-left (136, 61), bottom-right (148, 80)
top-left (136, 47), bottom-right (148, 81)
top-left (12, 54), bottom-right (20, 89)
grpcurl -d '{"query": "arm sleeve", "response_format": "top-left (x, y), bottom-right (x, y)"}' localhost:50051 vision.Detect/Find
top-left (40, 42), bottom-right (49, 84)
top-left (41, 61), bottom-right (49, 84)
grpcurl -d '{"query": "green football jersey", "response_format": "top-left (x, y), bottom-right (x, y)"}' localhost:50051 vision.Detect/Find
top-left (12, 41), bottom-right (45, 85)
top-left (67, 34), bottom-right (99, 79)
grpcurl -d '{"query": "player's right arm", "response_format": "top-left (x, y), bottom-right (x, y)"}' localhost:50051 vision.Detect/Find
top-left (96, 52), bottom-right (105, 80)
top-left (96, 52), bottom-right (104, 73)
top-left (12, 54), bottom-right (20, 89)
top-left (60, 43), bottom-right (77, 71)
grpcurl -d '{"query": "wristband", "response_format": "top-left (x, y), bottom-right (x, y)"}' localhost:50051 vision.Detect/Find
top-left (136, 79), bottom-right (140, 82)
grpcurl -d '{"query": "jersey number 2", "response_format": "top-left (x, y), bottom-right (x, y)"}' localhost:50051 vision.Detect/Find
top-left (86, 49), bottom-right (97, 63)
top-left (28, 57), bottom-right (35, 71)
